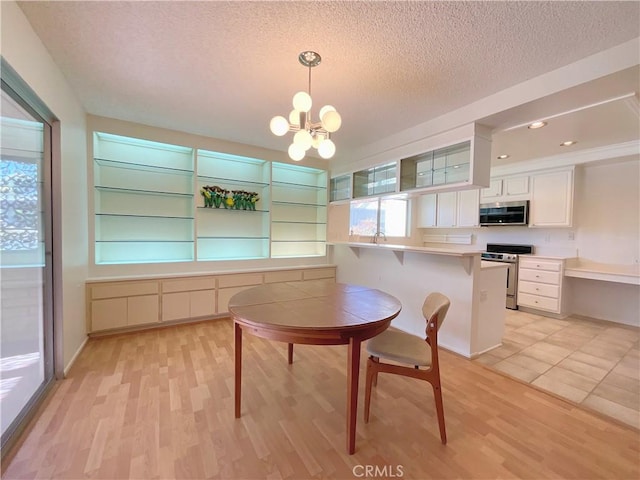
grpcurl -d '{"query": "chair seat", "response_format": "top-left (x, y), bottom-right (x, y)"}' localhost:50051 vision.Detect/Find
top-left (366, 328), bottom-right (432, 366)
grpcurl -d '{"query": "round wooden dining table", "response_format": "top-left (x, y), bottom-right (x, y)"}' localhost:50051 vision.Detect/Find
top-left (229, 280), bottom-right (402, 454)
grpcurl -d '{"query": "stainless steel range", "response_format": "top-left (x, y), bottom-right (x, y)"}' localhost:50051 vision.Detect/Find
top-left (481, 243), bottom-right (534, 309)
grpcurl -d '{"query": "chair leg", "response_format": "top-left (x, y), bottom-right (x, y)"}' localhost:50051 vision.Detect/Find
top-left (372, 356), bottom-right (379, 387)
top-left (431, 374), bottom-right (447, 444)
top-left (364, 356), bottom-right (378, 423)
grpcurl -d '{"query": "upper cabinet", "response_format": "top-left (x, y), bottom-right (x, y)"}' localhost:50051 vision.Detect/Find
top-left (400, 124), bottom-right (491, 194)
top-left (353, 162), bottom-right (397, 198)
top-left (529, 168), bottom-right (574, 227)
top-left (330, 174), bottom-right (351, 202)
top-left (330, 123), bottom-right (491, 203)
top-left (480, 174), bottom-right (530, 202)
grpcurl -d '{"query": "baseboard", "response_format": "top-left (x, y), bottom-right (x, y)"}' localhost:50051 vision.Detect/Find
top-left (63, 336), bottom-right (88, 378)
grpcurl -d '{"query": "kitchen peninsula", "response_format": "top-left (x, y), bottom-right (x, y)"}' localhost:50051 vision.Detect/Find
top-left (328, 242), bottom-right (508, 358)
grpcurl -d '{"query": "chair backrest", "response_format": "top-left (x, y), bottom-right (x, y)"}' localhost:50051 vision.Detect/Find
top-left (422, 292), bottom-right (450, 335)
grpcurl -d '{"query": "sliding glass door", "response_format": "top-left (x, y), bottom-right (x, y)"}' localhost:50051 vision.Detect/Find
top-left (0, 84), bottom-right (54, 450)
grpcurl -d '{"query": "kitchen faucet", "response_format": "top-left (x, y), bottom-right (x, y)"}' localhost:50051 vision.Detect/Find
top-left (371, 231), bottom-right (387, 244)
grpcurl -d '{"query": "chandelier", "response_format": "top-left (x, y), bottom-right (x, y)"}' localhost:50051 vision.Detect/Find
top-left (269, 51), bottom-right (342, 161)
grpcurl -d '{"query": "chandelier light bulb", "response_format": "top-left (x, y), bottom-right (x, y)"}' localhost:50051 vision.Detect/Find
top-left (288, 143), bottom-right (306, 161)
top-left (294, 130), bottom-right (313, 150)
top-left (318, 139), bottom-right (336, 159)
top-left (270, 116), bottom-right (289, 136)
top-left (321, 110), bottom-right (342, 133)
top-left (289, 109), bottom-right (301, 126)
top-left (319, 105), bottom-right (335, 120)
top-left (292, 91), bottom-right (312, 112)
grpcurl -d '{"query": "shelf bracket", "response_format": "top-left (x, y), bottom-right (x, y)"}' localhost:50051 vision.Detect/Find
top-left (393, 250), bottom-right (404, 265)
top-left (348, 246), bottom-right (361, 258)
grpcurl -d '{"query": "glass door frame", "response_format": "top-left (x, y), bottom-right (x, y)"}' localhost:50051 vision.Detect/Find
top-left (0, 58), bottom-right (58, 459)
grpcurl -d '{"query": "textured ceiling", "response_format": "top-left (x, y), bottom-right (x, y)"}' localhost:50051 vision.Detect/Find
top-left (16, 1), bottom-right (640, 166)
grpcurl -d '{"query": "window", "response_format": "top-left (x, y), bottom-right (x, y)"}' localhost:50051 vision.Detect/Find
top-left (349, 197), bottom-right (408, 237)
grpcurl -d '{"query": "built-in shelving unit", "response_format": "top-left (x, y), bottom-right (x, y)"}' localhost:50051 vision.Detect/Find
top-left (93, 133), bottom-right (195, 264)
top-left (271, 162), bottom-right (327, 257)
top-left (196, 150), bottom-right (270, 260)
top-left (92, 133), bottom-right (330, 265)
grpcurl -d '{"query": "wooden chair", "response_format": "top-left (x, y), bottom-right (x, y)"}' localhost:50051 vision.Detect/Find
top-left (364, 292), bottom-right (450, 444)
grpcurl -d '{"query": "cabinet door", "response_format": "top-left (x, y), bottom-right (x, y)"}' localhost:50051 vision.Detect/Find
top-left (529, 169), bottom-right (573, 227)
top-left (456, 189), bottom-right (480, 227)
top-left (481, 178), bottom-right (502, 199)
top-left (128, 295), bottom-right (159, 325)
top-left (162, 292), bottom-right (190, 322)
top-left (190, 290), bottom-right (216, 318)
top-left (92, 298), bottom-right (127, 331)
top-left (417, 194), bottom-right (437, 228)
top-left (504, 175), bottom-right (529, 196)
top-left (436, 192), bottom-right (457, 227)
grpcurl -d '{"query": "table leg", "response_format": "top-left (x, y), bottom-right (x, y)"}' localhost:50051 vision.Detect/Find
top-left (234, 321), bottom-right (242, 418)
top-left (288, 343), bottom-right (294, 364)
top-left (346, 336), bottom-right (362, 455)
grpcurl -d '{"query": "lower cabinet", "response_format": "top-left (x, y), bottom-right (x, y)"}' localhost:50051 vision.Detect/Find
top-left (517, 257), bottom-right (567, 316)
top-left (88, 280), bottom-right (159, 331)
top-left (87, 266), bottom-right (336, 333)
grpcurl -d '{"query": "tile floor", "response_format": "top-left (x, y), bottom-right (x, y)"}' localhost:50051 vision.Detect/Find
top-left (474, 309), bottom-right (640, 430)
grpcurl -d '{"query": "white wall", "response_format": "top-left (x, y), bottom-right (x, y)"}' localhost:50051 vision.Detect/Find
top-left (1, 1), bottom-right (88, 372)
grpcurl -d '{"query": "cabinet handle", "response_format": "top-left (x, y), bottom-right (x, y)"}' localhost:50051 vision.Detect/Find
top-left (535, 275), bottom-right (540, 278)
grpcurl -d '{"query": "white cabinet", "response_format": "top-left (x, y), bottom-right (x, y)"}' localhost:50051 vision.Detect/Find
top-left (436, 192), bottom-right (457, 227)
top-left (481, 175), bottom-right (530, 202)
top-left (417, 194), bottom-right (437, 228)
top-left (88, 280), bottom-right (159, 331)
top-left (457, 189), bottom-right (480, 227)
top-left (87, 266), bottom-right (336, 333)
top-left (399, 123), bottom-right (492, 194)
top-left (161, 276), bottom-right (216, 322)
top-left (517, 257), bottom-right (567, 316)
top-left (529, 168), bottom-right (574, 227)
top-left (417, 190), bottom-right (480, 228)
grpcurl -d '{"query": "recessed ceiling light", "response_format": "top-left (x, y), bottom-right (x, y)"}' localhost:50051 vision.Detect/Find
top-left (528, 121), bottom-right (547, 129)
top-left (497, 154), bottom-right (510, 160)
top-left (560, 140), bottom-right (577, 147)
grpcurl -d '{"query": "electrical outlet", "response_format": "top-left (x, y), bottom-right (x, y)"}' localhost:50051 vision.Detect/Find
top-left (480, 290), bottom-right (488, 302)
top-left (568, 231), bottom-right (575, 240)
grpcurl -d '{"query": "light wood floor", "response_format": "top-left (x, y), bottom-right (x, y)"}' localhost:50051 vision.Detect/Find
top-left (3, 318), bottom-right (639, 479)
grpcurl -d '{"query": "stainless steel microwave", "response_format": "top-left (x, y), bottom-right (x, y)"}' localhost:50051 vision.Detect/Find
top-left (479, 200), bottom-right (529, 226)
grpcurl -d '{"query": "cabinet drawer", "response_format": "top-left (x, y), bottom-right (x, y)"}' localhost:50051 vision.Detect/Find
top-left (519, 268), bottom-right (561, 285)
top-left (218, 273), bottom-right (263, 288)
top-left (162, 277), bottom-right (216, 293)
top-left (264, 270), bottom-right (303, 283)
top-left (518, 292), bottom-right (559, 312)
top-left (303, 267), bottom-right (336, 280)
top-left (91, 281), bottom-right (158, 299)
top-left (518, 281), bottom-right (559, 299)
top-left (519, 259), bottom-right (562, 272)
